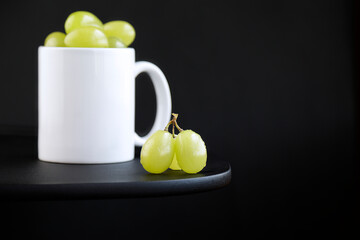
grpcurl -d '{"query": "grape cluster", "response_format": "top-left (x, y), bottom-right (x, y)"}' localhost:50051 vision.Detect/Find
top-left (44, 11), bottom-right (135, 48)
top-left (140, 114), bottom-right (207, 174)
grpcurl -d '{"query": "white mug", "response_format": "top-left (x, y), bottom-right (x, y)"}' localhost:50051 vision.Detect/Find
top-left (38, 47), bottom-right (171, 164)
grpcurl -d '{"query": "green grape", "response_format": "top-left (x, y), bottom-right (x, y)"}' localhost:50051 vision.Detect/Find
top-left (175, 130), bottom-right (207, 174)
top-left (44, 32), bottom-right (66, 47)
top-left (104, 21), bottom-right (135, 47)
top-left (64, 27), bottom-right (109, 48)
top-left (64, 11), bottom-right (103, 34)
top-left (140, 130), bottom-right (175, 174)
top-left (169, 154), bottom-right (181, 170)
top-left (108, 36), bottom-right (125, 48)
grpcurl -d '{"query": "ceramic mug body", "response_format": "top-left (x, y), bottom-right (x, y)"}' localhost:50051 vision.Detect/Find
top-left (38, 47), bottom-right (171, 164)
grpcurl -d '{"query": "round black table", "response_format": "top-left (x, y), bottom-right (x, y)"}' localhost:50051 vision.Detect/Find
top-left (0, 135), bottom-right (231, 200)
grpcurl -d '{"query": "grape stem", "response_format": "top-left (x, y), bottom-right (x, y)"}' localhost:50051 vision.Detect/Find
top-left (172, 113), bottom-right (183, 132)
top-left (164, 120), bottom-right (173, 132)
top-left (164, 113), bottom-right (183, 138)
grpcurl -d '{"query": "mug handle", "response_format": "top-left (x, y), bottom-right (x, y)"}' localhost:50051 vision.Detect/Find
top-left (134, 61), bottom-right (172, 146)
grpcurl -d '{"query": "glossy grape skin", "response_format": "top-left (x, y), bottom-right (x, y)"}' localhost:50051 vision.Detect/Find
top-left (169, 154), bottom-right (181, 170)
top-left (64, 11), bottom-right (103, 34)
top-left (175, 130), bottom-right (207, 174)
top-left (104, 21), bottom-right (135, 47)
top-left (108, 36), bottom-right (125, 48)
top-left (140, 130), bottom-right (175, 174)
top-left (64, 27), bottom-right (109, 48)
top-left (44, 32), bottom-right (66, 47)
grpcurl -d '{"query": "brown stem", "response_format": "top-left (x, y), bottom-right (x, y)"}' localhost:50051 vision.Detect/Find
top-left (172, 113), bottom-right (183, 132)
top-left (164, 120), bottom-right (173, 131)
top-left (174, 120), bottom-right (183, 132)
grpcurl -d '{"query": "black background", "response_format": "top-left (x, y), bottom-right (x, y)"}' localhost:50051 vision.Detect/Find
top-left (0, 0), bottom-right (359, 239)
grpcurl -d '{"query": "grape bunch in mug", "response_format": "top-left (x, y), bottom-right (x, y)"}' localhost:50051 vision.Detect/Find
top-left (44, 11), bottom-right (135, 48)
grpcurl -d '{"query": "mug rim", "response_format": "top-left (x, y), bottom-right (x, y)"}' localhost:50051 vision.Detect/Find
top-left (39, 46), bottom-right (134, 51)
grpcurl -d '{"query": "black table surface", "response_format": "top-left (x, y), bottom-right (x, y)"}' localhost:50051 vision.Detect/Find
top-left (0, 135), bottom-right (231, 200)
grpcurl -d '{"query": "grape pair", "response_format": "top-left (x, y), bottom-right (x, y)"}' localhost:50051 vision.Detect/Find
top-left (140, 114), bottom-right (207, 174)
top-left (44, 11), bottom-right (135, 48)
